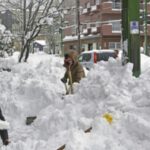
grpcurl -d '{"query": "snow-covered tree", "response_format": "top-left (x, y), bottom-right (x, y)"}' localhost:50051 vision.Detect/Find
top-left (0, 24), bottom-right (14, 57)
top-left (0, 0), bottom-right (64, 62)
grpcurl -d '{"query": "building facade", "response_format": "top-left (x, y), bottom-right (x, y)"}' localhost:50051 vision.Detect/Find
top-left (63, 0), bottom-right (150, 52)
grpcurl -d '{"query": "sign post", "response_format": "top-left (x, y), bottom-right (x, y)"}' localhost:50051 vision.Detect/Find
top-left (122, 0), bottom-right (141, 77)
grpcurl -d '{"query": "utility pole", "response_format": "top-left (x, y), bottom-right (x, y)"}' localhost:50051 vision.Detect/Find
top-left (144, 0), bottom-right (148, 55)
top-left (122, 0), bottom-right (128, 65)
top-left (22, 0), bottom-right (26, 48)
top-left (60, 14), bottom-right (64, 55)
top-left (122, 0), bottom-right (141, 77)
top-left (23, 0), bottom-right (26, 33)
top-left (76, 0), bottom-right (81, 53)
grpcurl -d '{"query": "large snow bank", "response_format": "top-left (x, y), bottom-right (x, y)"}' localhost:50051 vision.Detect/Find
top-left (0, 52), bottom-right (150, 150)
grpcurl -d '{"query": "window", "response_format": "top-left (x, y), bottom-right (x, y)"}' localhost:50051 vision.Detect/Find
top-left (97, 52), bottom-right (116, 61)
top-left (95, 0), bottom-right (100, 5)
top-left (112, 22), bottom-right (121, 31)
top-left (140, 25), bottom-right (144, 32)
top-left (109, 42), bottom-right (121, 49)
top-left (83, 24), bottom-right (87, 28)
top-left (70, 45), bottom-right (77, 50)
top-left (87, 23), bottom-right (90, 28)
top-left (80, 25), bottom-right (83, 32)
top-left (86, 2), bottom-right (90, 8)
top-left (80, 53), bottom-right (92, 62)
top-left (88, 43), bottom-right (93, 50)
top-left (71, 27), bottom-right (76, 35)
top-left (112, 0), bottom-right (121, 9)
top-left (91, 24), bottom-right (96, 27)
top-left (96, 22), bottom-right (100, 27)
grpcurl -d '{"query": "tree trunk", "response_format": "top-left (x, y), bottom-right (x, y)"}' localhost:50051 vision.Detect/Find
top-left (24, 42), bottom-right (30, 62)
top-left (19, 47), bottom-right (26, 62)
top-left (18, 40), bottom-right (31, 62)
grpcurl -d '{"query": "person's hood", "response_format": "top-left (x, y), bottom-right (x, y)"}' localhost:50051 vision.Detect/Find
top-left (67, 50), bottom-right (78, 63)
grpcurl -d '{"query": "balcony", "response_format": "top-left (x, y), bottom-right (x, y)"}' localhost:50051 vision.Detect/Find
top-left (82, 8), bottom-right (90, 14)
top-left (91, 27), bottom-right (100, 34)
top-left (82, 28), bottom-right (91, 35)
top-left (91, 5), bottom-right (99, 12)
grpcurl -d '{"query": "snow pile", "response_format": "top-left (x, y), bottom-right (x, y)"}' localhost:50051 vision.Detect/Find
top-left (0, 52), bottom-right (150, 150)
top-left (62, 59), bottom-right (150, 150)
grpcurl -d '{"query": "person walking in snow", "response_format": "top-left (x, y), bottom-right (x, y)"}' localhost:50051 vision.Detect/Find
top-left (0, 108), bottom-right (10, 146)
top-left (61, 50), bottom-right (85, 94)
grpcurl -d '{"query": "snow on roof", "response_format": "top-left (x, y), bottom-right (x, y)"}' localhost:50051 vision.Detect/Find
top-left (34, 40), bottom-right (46, 46)
top-left (63, 34), bottom-right (100, 42)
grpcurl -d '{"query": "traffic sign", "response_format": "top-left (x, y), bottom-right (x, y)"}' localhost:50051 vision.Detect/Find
top-left (130, 21), bottom-right (139, 34)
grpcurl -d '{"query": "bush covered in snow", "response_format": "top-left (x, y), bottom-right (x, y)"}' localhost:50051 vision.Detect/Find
top-left (0, 24), bottom-right (14, 57)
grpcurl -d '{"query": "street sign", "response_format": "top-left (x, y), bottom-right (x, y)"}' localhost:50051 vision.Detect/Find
top-left (130, 21), bottom-right (139, 34)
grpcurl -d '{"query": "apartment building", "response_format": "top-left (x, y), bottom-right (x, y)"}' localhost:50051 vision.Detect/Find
top-left (63, 0), bottom-right (150, 52)
top-left (63, 0), bottom-right (121, 51)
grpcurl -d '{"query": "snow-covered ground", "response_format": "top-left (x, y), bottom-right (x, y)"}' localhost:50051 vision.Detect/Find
top-left (0, 52), bottom-right (150, 150)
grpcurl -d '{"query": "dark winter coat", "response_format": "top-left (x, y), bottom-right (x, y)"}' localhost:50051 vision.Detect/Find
top-left (63, 50), bottom-right (85, 83)
top-left (64, 62), bottom-right (85, 83)
top-left (0, 108), bottom-right (9, 145)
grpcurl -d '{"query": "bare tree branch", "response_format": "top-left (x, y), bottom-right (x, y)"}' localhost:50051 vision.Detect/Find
top-left (1, 0), bottom-right (64, 62)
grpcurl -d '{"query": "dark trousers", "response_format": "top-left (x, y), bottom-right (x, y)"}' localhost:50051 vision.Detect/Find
top-left (0, 108), bottom-right (8, 144)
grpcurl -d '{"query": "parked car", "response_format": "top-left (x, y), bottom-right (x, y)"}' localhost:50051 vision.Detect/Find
top-left (78, 49), bottom-right (119, 70)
